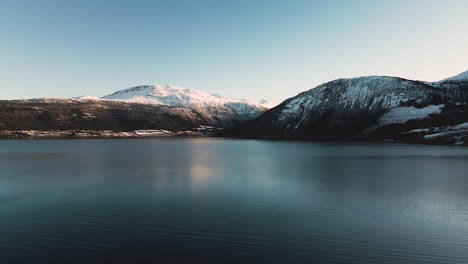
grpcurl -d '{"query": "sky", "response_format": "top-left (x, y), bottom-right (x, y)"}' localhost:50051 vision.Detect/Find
top-left (1, 0), bottom-right (467, 103)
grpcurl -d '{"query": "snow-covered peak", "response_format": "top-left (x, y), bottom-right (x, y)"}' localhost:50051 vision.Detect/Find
top-left (101, 85), bottom-right (271, 110)
top-left (101, 85), bottom-right (199, 106)
top-left (258, 99), bottom-right (276, 108)
top-left (437, 70), bottom-right (468, 83)
top-left (74, 96), bottom-right (101, 101)
top-left (100, 85), bottom-right (273, 124)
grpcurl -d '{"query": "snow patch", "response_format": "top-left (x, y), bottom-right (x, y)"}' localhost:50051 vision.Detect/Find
top-left (76, 96), bottom-right (100, 101)
top-left (424, 130), bottom-right (468, 140)
top-left (407, 128), bottom-right (432, 133)
top-left (453, 122), bottom-right (468, 130)
top-left (378, 104), bottom-right (444, 126)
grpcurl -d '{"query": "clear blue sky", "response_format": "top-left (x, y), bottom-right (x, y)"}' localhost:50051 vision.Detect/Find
top-left (1, 0), bottom-right (467, 103)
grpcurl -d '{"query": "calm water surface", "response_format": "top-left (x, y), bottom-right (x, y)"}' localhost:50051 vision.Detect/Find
top-left (1, 138), bottom-right (468, 263)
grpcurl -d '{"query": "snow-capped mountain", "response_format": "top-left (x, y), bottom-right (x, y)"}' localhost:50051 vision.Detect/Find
top-left (221, 71), bottom-right (468, 145)
top-left (101, 85), bottom-right (272, 126)
top-left (3, 71), bottom-right (468, 144)
top-left (0, 85), bottom-right (274, 137)
top-left (258, 99), bottom-right (276, 109)
top-left (437, 70), bottom-right (468, 83)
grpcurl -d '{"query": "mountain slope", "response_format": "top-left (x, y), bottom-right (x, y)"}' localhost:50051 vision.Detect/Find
top-left (0, 85), bottom-right (273, 137)
top-left (0, 98), bottom-right (210, 132)
top-left (437, 70), bottom-right (468, 82)
top-left (221, 71), bottom-right (468, 145)
top-left (0, 86), bottom-right (269, 137)
top-left (101, 85), bottom-right (271, 126)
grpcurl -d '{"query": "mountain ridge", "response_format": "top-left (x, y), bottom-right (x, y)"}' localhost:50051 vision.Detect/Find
top-left (100, 85), bottom-right (273, 126)
top-left (220, 70), bottom-right (468, 146)
top-left (2, 70), bottom-right (468, 144)
top-left (437, 70), bottom-right (468, 83)
top-left (0, 85), bottom-right (274, 137)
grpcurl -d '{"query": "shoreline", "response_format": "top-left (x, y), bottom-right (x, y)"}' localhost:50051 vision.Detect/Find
top-left (0, 129), bottom-right (212, 140)
top-left (1, 129), bottom-right (466, 147)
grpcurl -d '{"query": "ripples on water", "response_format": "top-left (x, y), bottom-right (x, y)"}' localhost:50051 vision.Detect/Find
top-left (1, 139), bottom-right (468, 263)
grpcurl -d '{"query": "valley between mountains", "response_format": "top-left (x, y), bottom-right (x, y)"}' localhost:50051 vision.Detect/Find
top-left (1, 70), bottom-right (468, 146)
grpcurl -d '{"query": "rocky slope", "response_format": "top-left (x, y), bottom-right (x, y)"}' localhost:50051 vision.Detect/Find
top-left (0, 98), bottom-right (213, 136)
top-left (220, 71), bottom-right (468, 146)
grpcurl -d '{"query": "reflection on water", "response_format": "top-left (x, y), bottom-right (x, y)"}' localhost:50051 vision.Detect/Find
top-left (1, 138), bottom-right (468, 263)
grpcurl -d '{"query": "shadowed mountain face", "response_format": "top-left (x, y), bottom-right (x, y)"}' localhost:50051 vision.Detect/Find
top-left (220, 71), bottom-right (468, 146)
top-left (0, 99), bottom-right (210, 132)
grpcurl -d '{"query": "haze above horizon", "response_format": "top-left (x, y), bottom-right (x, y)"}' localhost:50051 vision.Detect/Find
top-left (1, 0), bottom-right (467, 103)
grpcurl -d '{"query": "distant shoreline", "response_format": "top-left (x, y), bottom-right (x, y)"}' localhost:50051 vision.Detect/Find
top-left (1, 130), bottom-right (466, 147)
top-left (0, 130), bottom-right (211, 140)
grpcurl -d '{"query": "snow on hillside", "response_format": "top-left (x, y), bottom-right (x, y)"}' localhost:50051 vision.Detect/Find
top-left (99, 85), bottom-right (273, 124)
top-left (276, 76), bottom-right (431, 126)
top-left (101, 85), bottom-right (270, 111)
top-left (75, 96), bottom-right (101, 101)
top-left (258, 99), bottom-right (276, 108)
top-left (453, 122), bottom-right (468, 130)
top-left (378, 104), bottom-right (444, 126)
top-left (437, 70), bottom-right (468, 83)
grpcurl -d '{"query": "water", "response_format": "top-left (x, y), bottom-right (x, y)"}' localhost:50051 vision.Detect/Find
top-left (1, 138), bottom-right (468, 264)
